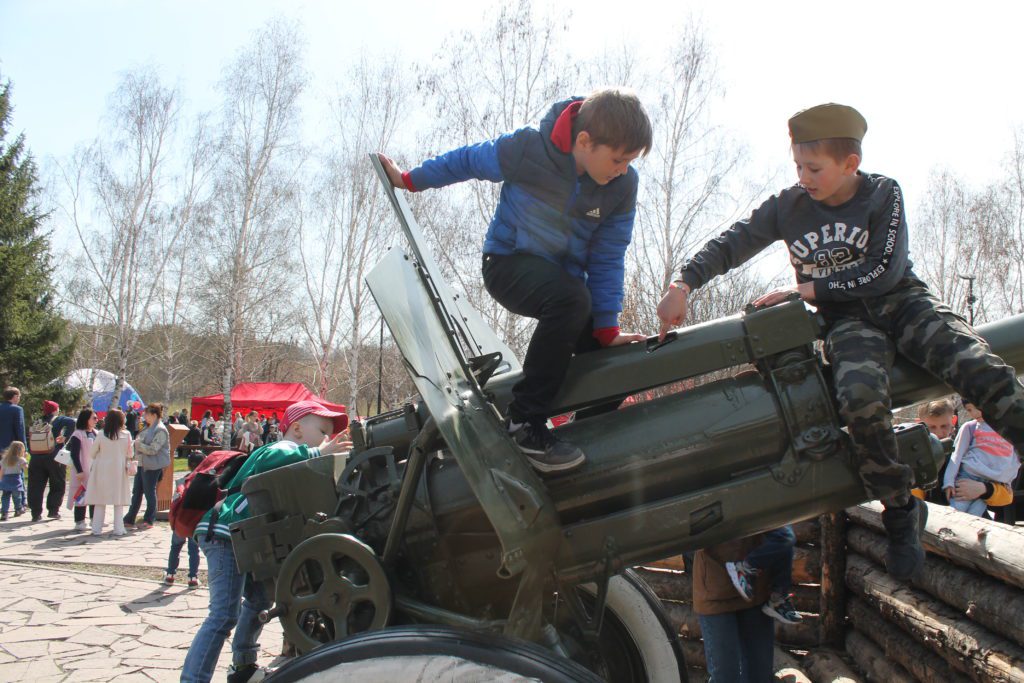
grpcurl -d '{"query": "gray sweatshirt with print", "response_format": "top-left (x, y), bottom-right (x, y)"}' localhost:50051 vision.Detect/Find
top-left (680, 173), bottom-right (916, 311)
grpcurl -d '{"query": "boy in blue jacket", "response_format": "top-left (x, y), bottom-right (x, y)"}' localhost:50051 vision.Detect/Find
top-left (380, 88), bottom-right (652, 473)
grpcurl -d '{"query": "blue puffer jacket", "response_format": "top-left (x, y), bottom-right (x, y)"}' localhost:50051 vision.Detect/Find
top-left (405, 98), bottom-right (639, 329)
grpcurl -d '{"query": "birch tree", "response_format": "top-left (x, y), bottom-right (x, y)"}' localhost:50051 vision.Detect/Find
top-left (202, 18), bottom-right (306, 439)
top-left (414, 0), bottom-right (578, 356)
top-left (145, 117), bottom-right (218, 405)
top-left (298, 57), bottom-right (409, 410)
top-left (59, 68), bottom-right (191, 410)
top-left (626, 21), bottom-right (778, 335)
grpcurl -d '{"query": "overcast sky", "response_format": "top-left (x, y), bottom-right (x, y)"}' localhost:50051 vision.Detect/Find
top-left (2, 0), bottom-right (1022, 232)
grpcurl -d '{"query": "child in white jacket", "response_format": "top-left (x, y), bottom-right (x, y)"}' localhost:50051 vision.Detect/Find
top-left (944, 402), bottom-right (1021, 517)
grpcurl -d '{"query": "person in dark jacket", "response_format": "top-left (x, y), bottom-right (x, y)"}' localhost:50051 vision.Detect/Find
top-left (185, 420), bottom-right (202, 448)
top-left (27, 401), bottom-right (75, 521)
top-left (0, 386), bottom-right (26, 453)
top-left (125, 407), bottom-right (140, 438)
top-left (378, 88), bottom-right (652, 474)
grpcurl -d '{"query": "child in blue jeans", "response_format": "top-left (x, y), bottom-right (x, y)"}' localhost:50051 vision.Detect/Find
top-left (165, 451), bottom-right (205, 587)
top-left (181, 401), bottom-right (351, 683)
top-left (1, 441), bottom-right (28, 520)
top-left (724, 525), bottom-right (803, 625)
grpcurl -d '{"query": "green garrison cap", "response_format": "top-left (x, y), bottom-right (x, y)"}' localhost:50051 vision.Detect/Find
top-left (788, 103), bottom-right (867, 143)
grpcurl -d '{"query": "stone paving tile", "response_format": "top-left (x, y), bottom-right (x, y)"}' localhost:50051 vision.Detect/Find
top-left (0, 514), bottom-right (192, 570)
top-left (0, 560), bottom-right (281, 682)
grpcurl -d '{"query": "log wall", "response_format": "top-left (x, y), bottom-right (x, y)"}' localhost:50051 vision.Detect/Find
top-left (638, 503), bottom-right (1024, 682)
top-left (844, 502), bottom-right (1024, 683)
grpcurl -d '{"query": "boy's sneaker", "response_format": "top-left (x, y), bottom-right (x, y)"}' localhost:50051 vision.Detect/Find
top-left (508, 421), bottom-right (586, 474)
top-left (0, 513), bottom-right (7, 522)
top-left (47, 511), bottom-right (61, 520)
top-left (188, 577), bottom-right (200, 588)
top-left (14, 508), bottom-right (24, 517)
top-left (74, 521), bottom-right (89, 532)
top-left (226, 663), bottom-right (266, 683)
top-left (724, 560), bottom-right (758, 601)
top-left (763, 592), bottom-right (803, 624)
top-left (164, 574), bottom-right (175, 585)
top-left (882, 497), bottom-right (927, 580)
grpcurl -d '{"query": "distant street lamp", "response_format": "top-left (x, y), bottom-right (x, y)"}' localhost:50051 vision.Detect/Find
top-left (957, 274), bottom-right (977, 326)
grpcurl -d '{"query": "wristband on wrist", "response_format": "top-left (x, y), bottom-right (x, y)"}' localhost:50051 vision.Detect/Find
top-left (669, 280), bottom-right (689, 293)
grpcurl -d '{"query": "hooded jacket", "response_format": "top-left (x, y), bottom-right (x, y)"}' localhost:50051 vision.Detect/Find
top-left (403, 98), bottom-right (639, 329)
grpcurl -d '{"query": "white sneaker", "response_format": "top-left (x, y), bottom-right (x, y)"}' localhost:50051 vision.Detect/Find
top-left (74, 521), bottom-right (89, 532)
top-left (112, 528), bottom-right (126, 536)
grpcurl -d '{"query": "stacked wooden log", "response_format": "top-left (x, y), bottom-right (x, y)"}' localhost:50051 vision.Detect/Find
top-left (636, 517), bottom-right (823, 681)
top-left (845, 501), bottom-right (1024, 682)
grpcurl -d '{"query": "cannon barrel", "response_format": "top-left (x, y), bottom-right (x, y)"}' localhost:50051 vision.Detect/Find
top-left (374, 310), bottom-right (1024, 585)
top-left (362, 311), bottom-right (1024, 458)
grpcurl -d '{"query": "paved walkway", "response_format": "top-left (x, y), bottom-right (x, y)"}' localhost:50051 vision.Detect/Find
top-left (0, 515), bottom-right (283, 682)
top-left (0, 514), bottom-right (186, 570)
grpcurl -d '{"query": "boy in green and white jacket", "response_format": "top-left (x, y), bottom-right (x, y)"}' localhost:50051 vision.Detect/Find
top-left (182, 400), bottom-right (351, 683)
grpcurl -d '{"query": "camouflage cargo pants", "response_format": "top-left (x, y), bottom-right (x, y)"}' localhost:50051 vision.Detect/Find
top-left (825, 278), bottom-right (1024, 507)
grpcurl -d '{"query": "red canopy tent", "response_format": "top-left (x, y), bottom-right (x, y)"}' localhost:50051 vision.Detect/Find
top-left (190, 382), bottom-right (346, 422)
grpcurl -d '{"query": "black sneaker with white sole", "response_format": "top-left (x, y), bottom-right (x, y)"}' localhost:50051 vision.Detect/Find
top-left (508, 421), bottom-right (586, 474)
top-left (762, 592), bottom-right (803, 625)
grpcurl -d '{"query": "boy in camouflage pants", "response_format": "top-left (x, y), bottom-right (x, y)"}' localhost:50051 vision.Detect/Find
top-left (657, 103), bottom-right (1024, 580)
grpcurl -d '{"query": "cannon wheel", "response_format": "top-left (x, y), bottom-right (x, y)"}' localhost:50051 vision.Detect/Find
top-left (559, 569), bottom-right (688, 683)
top-left (264, 625), bottom-right (603, 682)
top-left (274, 533), bottom-right (392, 654)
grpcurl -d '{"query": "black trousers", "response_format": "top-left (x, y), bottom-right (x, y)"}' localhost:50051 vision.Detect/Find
top-left (27, 453), bottom-right (66, 516)
top-left (483, 253), bottom-right (604, 424)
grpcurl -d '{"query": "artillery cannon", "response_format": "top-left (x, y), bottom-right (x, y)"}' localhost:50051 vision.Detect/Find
top-left (230, 157), bottom-right (1024, 681)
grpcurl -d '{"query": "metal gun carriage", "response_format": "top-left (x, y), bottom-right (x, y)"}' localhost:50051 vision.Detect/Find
top-left (228, 157), bottom-right (1024, 681)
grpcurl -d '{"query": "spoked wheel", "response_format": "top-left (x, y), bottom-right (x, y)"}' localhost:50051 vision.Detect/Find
top-left (265, 625), bottom-right (603, 683)
top-left (554, 569), bottom-right (688, 683)
top-left (274, 533), bottom-right (392, 654)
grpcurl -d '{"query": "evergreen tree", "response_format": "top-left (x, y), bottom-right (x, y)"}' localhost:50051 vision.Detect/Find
top-left (0, 77), bottom-right (76, 408)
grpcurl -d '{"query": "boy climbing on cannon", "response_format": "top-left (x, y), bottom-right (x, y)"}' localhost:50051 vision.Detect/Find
top-left (378, 87), bottom-right (652, 474)
top-left (657, 103), bottom-right (1024, 580)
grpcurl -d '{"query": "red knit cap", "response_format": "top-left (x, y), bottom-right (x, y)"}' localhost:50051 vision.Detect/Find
top-left (42, 400), bottom-right (59, 415)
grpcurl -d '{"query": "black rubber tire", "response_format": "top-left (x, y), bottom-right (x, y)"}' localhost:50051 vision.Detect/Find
top-left (266, 624), bottom-right (604, 683)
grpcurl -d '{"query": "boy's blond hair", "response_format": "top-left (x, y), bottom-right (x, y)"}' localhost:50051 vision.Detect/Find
top-left (2, 441), bottom-right (26, 468)
top-left (574, 87), bottom-right (653, 156)
top-left (792, 138), bottom-right (862, 164)
top-left (917, 398), bottom-right (955, 420)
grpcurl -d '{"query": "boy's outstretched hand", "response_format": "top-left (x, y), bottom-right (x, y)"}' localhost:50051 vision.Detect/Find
top-left (656, 283), bottom-right (690, 342)
top-left (607, 331), bottom-right (646, 346)
top-left (377, 153), bottom-right (407, 190)
top-left (320, 433), bottom-right (353, 456)
top-left (752, 282), bottom-right (815, 308)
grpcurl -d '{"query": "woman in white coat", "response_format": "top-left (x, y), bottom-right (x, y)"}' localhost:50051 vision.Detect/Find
top-left (83, 409), bottom-right (133, 536)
